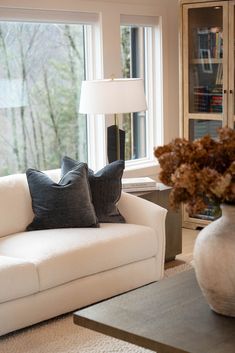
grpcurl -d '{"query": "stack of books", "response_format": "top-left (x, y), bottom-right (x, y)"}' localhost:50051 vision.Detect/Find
top-left (210, 86), bottom-right (223, 113)
top-left (122, 177), bottom-right (157, 192)
top-left (193, 86), bottom-right (210, 112)
top-left (196, 27), bottom-right (223, 59)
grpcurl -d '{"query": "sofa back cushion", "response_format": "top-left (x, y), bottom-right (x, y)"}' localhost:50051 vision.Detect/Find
top-left (0, 169), bottom-right (60, 238)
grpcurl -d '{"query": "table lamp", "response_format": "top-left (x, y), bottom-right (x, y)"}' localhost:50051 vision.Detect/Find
top-left (79, 78), bottom-right (147, 162)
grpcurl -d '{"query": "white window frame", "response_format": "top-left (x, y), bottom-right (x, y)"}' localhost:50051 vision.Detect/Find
top-left (0, 8), bottom-right (103, 171)
top-left (0, 9), bottom-right (163, 173)
top-left (83, 23), bottom-right (106, 171)
top-left (120, 15), bottom-right (163, 170)
top-left (0, 8), bottom-right (98, 24)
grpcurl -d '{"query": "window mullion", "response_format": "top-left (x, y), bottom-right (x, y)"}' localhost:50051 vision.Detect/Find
top-left (84, 25), bottom-right (106, 171)
top-left (145, 27), bottom-right (154, 161)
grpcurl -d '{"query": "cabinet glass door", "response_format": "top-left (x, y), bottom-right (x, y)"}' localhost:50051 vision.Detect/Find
top-left (229, 1), bottom-right (235, 128)
top-left (234, 4), bottom-right (235, 123)
top-left (188, 6), bottom-right (223, 115)
top-left (182, 2), bottom-right (228, 227)
top-left (183, 2), bottom-right (228, 141)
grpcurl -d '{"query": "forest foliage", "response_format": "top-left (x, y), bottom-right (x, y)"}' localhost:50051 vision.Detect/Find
top-left (0, 22), bottom-right (87, 176)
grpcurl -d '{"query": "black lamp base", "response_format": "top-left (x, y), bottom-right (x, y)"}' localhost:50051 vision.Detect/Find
top-left (107, 125), bottom-right (125, 163)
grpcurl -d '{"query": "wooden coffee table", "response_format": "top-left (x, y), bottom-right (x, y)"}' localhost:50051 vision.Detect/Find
top-left (73, 269), bottom-right (235, 353)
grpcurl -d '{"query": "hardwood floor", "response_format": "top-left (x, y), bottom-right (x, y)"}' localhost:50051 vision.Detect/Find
top-left (178, 228), bottom-right (199, 261)
top-left (165, 228), bottom-right (199, 269)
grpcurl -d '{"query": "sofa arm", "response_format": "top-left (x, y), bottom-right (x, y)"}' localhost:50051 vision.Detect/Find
top-left (118, 191), bottom-right (167, 231)
top-left (118, 191), bottom-right (167, 278)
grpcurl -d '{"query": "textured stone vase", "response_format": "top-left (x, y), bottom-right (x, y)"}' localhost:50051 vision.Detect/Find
top-left (193, 203), bottom-right (235, 317)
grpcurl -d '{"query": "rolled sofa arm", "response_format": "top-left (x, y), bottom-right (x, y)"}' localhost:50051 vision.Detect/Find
top-left (118, 191), bottom-right (167, 278)
top-left (118, 191), bottom-right (167, 232)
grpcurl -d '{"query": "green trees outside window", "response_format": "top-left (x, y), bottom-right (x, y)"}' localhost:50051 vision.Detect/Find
top-left (121, 25), bottom-right (148, 161)
top-left (0, 22), bottom-right (88, 176)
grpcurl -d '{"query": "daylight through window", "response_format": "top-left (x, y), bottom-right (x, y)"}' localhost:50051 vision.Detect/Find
top-left (0, 21), bottom-right (90, 176)
top-left (121, 25), bottom-right (151, 161)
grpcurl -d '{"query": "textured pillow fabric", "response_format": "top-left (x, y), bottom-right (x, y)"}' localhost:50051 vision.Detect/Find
top-left (26, 163), bottom-right (98, 231)
top-left (61, 156), bottom-right (125, 223)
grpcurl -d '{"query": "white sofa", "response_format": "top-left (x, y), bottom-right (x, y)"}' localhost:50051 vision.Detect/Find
top-left (0, 169), bottom-right (167, 336)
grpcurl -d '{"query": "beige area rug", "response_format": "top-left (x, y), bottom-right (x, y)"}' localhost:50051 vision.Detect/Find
top-left (0, 263), bottom-right (192, 353)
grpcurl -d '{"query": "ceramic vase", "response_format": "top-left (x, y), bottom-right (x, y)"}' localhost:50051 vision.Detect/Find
top-left (193, 203), bottom-right (235, 317)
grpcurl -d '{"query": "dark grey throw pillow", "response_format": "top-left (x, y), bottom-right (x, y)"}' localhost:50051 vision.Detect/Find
top-left (26, 163), bottom-right (99, 231)
top-left (61, 156), bottom-right (125, 223)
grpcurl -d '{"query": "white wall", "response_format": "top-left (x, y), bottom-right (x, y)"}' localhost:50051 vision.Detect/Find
top-left (0, 0), bottom-right (179, 177)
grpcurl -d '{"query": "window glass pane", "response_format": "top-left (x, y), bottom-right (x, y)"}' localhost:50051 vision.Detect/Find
top-left (120, 25), bottom-right (149, 161)
top-left (189, 119), bottom-right (222, 140)
top-left (188, 119), bottom-right (222, 221)
top-left (188, 6), bottom-right (223, 114)
top-left (0, 21), bottom-right (88, 176)
top-left (233, 5), bottom-right (235, 116)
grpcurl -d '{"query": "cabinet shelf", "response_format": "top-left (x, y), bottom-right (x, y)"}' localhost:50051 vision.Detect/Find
top-left (188, 113), bottom-right (222, 120)
top-left (191, 58), bottom-right (223, 64)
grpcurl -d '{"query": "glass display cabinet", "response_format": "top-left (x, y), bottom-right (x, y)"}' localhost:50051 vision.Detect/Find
top-left (180, 0), bottom-right (235, 229)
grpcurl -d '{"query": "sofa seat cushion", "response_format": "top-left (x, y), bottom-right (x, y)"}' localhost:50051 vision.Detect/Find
top-left (0, 256), bottom-right (39, 304)
top-left (0, 224), bottom-right (157, 291)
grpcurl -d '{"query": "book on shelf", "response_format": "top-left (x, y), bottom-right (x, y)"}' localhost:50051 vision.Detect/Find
top-left (193, 86), bottom-right (210, 112)
top-left (195, 27), bottom-right (223, 60)
top-left (190, 203), bottom-right (221, 221)
top-left (122, 186), bottom-right (157, 193)
top-left (193, 85), bottom-right (222, 113)
top-left (215, 63), bottom-right (223, 85)
top-left (122, 177), bottom-right (157, 192)
top-left (210, 86), bottom-right (223, 113)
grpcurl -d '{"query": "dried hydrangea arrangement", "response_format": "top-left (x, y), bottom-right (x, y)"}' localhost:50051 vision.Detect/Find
top-left (154, 127), bottom-right (235, 215)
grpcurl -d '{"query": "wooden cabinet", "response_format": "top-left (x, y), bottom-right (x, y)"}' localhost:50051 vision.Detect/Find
top-left (180, 0), bottom-right (235, 228)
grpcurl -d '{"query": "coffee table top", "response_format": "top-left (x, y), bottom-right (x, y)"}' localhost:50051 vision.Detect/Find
top-left (73, 269), bottom-right (235, 353)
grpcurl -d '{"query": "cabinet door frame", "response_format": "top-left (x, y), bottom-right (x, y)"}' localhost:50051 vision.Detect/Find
top-left (182, 1), bottom-right (229, 139)
top-left (228, 0), bottom-right (235, 127)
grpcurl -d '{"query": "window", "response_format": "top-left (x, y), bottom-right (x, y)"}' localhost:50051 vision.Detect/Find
top-left (0, 20), bottom-right (93, 176)
top-left (0, 10), bottom-right (161, 176)
top-left (121, 25), bottom-right (147, 160)
top-left (120, 17), bottom-right (160, 164)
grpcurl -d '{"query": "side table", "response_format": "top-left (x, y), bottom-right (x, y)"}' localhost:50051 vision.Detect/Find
top-left (127, 184), bottom-right (182, 261)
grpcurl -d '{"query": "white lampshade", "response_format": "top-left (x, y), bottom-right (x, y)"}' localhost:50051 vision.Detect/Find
top-left (79, 78), bottom-right (147, 114)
